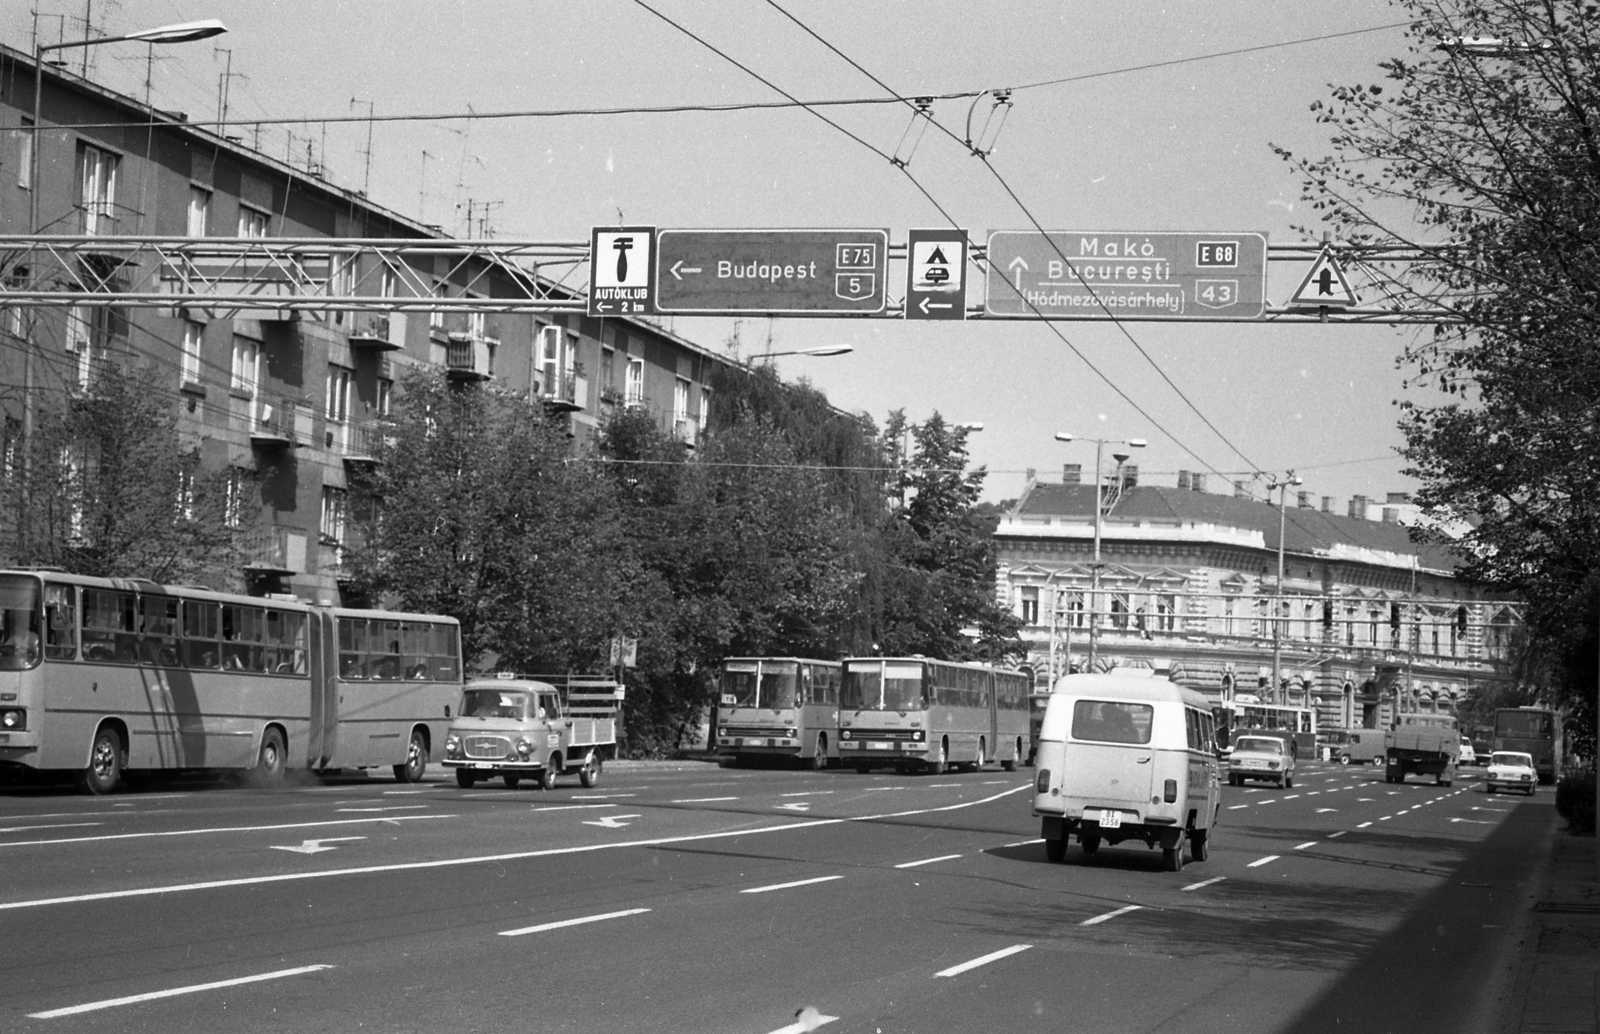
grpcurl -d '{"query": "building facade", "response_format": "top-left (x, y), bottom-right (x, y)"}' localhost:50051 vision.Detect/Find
top-left (0, 45), bottom-right (729, 603)
top-left (996, 470), bottom-right (1520, 733)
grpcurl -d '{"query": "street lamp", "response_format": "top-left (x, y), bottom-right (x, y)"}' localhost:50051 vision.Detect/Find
top-left (758, 344), bottom-right (854, 360)
top-left (1267, 471), bottom-right (1303, 705)
top-left (1054, 432), bottom-right (1146, 673)
top-left (22, 19), bottom-right (228, 551)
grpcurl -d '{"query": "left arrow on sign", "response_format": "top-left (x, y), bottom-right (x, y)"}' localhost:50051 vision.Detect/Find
top-left (271, 837), bottom-right (366, 854)
top-left (583, 814), bottom-right (642, 829)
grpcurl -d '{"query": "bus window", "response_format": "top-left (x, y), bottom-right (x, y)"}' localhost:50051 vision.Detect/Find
top-left (139, 595), bottom-right (180, 666)
top-left (82, 589), bottom-right (136, 663)
top-left (760, 663), bottom-right (800, 709)
top-left (0, 575), bottom-right (41, 670)
top-left (264, 609), bottom-right (307, 675)
top-left (339, 617), bottom-right (367, 679)
top-left (222, 604), bottom-right (266, 672)
top-left (432, 623), bottom-right (460, 680)
top-left (42, 581), bottom-right (75, 661)
top-left (884, 663), bottom-right (924, 711)
top-left (182, 600), bottom-right (221, 669)
top-left (842, 663), bottom-right (880, 709)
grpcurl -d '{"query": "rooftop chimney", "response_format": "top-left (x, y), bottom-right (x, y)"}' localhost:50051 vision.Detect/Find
top-left (1321, 496), bottom-right (1333, 513)
top-left (1234, 479), bottom-right (1249, 499)
top-left (1192, 473), bottom-right (1207, 494)
top-left (1297, 491), bottom-right (1311, 509)
top-left (1382, 507), bottom-right (1400, 524)
top-left (1386, 491), bottom-right (1412, 505)
top-left (1177, 470), bottom-right (1191, 491)
top-left (1062, 463), bottom-right (1081, 485)
top-left (1120, 464), bottom-right (1139, 488)
top-left (1349, 494), bottom-right (1369, 519)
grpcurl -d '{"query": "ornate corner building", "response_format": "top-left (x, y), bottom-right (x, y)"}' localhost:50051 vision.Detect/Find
top-left (995, 469), bottom-right (1519, 732)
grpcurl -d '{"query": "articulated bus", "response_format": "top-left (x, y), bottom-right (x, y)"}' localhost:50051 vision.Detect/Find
top-left (0, 570), bottom-right (461, 794)
top-left (1212, 700), bottom-right (1317, 759)
top-left (716, 658), bottom-right (842, 768)
top-left (838, 657), bottom-right (1030, 774)
top-left (1493, 706), bottom-right (1559, 784)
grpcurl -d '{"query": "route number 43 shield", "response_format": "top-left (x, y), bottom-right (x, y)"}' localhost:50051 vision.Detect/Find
top-left (1195, 279), bottom-right (1238, 309)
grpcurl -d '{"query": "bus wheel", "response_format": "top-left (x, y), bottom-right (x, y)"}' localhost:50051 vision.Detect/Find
top-left (250, 728), bottom-right (286, 788)
top-left (394, 730), bottom-right (427, 783)
top-left (1002, 738), bottom-right (1020, 772)
top-left (927, 740), bottom-right (948, 776)
top-left (455, 769), bottom-right (476, 789)
top-left (1045, 836), bottom-right (1066, 863)
top-left (1339, 755), bottom-right (1350, 765)
top-left (79, 726), bottom-right (124, 796)
top-left (503, 774), bottom-right (521, 789)
top-left (579, 753), bottom-right (602, 788)
top-left (539, 759), bottom-right (559, 791)
top-left (1190, 829), bottom-right (1210, 862)
top-left (855, 764), bottom-right (871, 775)
top-left (811, 736), bottom-right (828, 771)
top-left (972, 740), bottom-right (985, 773)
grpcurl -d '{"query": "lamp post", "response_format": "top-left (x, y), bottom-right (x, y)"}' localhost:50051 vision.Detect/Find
top-left (1055, 432), bottom-right (1145, 673)
top-left (758, 344), bottom-right (854, 361)
top-left (22, 19), bottom-right (227, 553)
top-left (1267, 471), bottom-right (1302, 705)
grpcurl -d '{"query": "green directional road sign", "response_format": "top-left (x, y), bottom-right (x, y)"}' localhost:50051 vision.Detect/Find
top-left (985, 230), bottom-right (1268, 320)
top-left (654, 229), bottom-right (888, 314)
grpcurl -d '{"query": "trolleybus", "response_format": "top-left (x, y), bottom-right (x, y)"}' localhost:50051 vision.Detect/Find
top-left (716, 657), bottom-right (842, 768)
top-left (1212, 699), bottom-right (1316, 759)
top-left (0, 570), bottom-right (462, 793)
top-left (838, 657), bottom-right (1030, 774)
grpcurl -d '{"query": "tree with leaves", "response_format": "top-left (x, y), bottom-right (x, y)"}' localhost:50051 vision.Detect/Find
top-left (1281, 0), bottom-right (1599, 757)
top-left (0, 361), bottom-right (245, 585)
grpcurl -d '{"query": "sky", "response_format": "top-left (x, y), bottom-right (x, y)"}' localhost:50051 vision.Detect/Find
top-left (6, 1), bottom-right (1438, 506)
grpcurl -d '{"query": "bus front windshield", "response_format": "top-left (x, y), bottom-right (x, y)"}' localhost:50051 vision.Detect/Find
top-left (759, 664), bottom-right (800, 709)
top-left (842, 662), bottom-right (925, 711)
top-left (0, 575), bottom-right (41, 671)
top-left (722, 666), bottom-right (759, 707)
top-left (1496, 711), bottom-right (1553, 738)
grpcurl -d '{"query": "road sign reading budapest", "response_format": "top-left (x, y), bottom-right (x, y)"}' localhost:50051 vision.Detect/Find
top-left (654, 229), bottom-right (888, 314)
top-left (985, 231), bottom-right (1267, 320)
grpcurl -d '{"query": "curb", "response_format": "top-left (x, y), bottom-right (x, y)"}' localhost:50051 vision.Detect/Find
top-left (1501, 829), bottom-right (1599, 1034)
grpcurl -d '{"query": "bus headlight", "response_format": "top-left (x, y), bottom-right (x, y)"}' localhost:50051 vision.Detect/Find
top-left (914, 729), bottom-right (925, 741)
top-left (786, 728), bottom-right (797, 738)
top-left (0, 709), bottom-right (23, 730)
top-left (841, 730), bottom-right (852, 740)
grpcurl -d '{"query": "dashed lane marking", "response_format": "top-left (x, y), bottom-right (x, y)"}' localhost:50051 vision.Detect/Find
top-left (500, 907), bottom-right (651, 936)
top-left (895, 854), bottom-right (962, 869)
top-left (1081, 905), bottom-right (1143, 926)
top-left (1357, 822), bottom-right (1373, 828)
top-left (0, 814), bottom-right (448, 849)
top-left (671, 797), bottom-right (739, 804)
top-left (1328, 831), bottom-right (1347, 838)
top-left (1003, 838), bottom-right (1044, 848)
top-left (1293, 842), bottom-right (1317, 850)
top-left (742, 876), bottom-right (844, 894)
top-left (1247, 855), bottom-right (1281, 868)
top-left (934, 944), bottom-right (1033, 977)
top-left (28, 965), bottom-right (333, 1019)
top-left (1182, 876), bottom-right (1226, 892)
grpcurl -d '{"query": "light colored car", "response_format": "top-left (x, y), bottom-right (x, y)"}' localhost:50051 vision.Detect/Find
top-left (1485, 751), bottom-right (1536, 795)
top-left (1458, 737), bottom-right (1476, 765)
top-left (1228, 734), bottom-right (1295, 788)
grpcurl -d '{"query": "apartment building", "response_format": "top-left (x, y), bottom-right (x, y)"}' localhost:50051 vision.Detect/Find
top-left (996, 470), bottom-right (1519, 732)
top-left (0, 44), bottom-right (726, 603)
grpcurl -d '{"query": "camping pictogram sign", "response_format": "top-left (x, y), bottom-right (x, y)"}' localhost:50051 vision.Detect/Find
top-left (904, 228), bottom-right (968, 321)
top-left (1289, 247), bottom-right (1358, 308)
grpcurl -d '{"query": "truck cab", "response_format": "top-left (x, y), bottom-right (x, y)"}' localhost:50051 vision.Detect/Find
top-left (442, 675), bottom-right (617, 790)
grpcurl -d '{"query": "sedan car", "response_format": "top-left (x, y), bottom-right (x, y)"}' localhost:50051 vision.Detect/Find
top-left (1228, 734), bottom-right (1295, 788)
top-left (1458, 737), bottom-right (1476, 765)
top-left (1485, 751), bottom-right (1537, 795)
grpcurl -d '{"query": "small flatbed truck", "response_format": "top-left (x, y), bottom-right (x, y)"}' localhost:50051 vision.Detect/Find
top-left (1384, 717), bottom-right (1459, 786)
top-left (442, 674), bottom-right (621, 790)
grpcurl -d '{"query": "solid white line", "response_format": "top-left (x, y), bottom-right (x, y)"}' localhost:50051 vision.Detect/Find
top-left (671, 797), bottom-right (739, 803)
top-left (530, 804), bottom-right (617, 812)
top-left (0, 823), bottom-right (102, 834)
top-left (499, 907), bottom-right (650, 937)
top-left (927, 783), bottom-right (962, 788)
top-left (0, 784), bottom-right (1031, 913)
top-left (28, 965), bottom-right (333, 1019)
top-left (570, 794), bottom-right (635, 799)
top-left (334, 805), bottom-right (429, 813)
top-left (764, 1012), bottom-right (839, 1034)
top-left (1293, 842), bottom-right (1317, 851)
top-left (1081, 905), bottom-right (1143, 926)
top-left (1181, 876), bottom-right (1226, 892)
top-left (781, 791), bottom-right (833, 797)
top-left (934, 944), bottom-right (1032, 977)
top-left (1247, 855), bottom-right (1280, 868)
top-left (741, 876), bottom-right (843, 894)
top-left (0, 814), bottom-right (449, 849)
top-left (894, 854), bottom-right (962, 869)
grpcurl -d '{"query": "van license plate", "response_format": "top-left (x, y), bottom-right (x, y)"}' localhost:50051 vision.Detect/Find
top-left (1097, 810), bottom-right (1122, 829)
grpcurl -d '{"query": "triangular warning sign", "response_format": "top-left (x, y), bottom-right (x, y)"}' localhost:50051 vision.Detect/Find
top-left (1289, 248), bottom-right (1358, 308)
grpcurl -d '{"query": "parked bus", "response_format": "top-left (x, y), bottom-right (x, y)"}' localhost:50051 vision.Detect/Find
top-left (838, 657), bottom-right (1030, 774)
top-left (1492, 706), bottom-right (1559, 784)
top-left (0, 570), bottom-right (461, 794)
top-left (715, 658), bottom-right (841, 768)
top-left (1212, 700), bottom-right (1316, 759)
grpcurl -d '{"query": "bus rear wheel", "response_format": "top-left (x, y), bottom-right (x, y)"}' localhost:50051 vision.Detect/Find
top-left (394, 729), bottom-right (427, 783)
top-left (79, 726), bottom-right (124, 796)
top-left (250, 728), bottom-right (286, 788)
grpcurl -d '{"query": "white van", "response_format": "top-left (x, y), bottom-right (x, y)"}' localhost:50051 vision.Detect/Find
top-left (1032, 671), bottom-right (1222, 872)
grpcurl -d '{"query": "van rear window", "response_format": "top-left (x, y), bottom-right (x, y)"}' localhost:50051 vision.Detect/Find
top-left (1071, 700), bottom-right (1153, 745)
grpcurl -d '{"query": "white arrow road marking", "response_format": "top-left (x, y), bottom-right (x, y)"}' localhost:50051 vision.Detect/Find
top-left (1081, 906), bottom-right (1142, 927)
top-left (582, 814), bottom-right (641, 828)
top-left (765, 1007), bottom-right (839, 1034)
top-left (499, 907), bottom-right (650, 937)
top-left (778, 803), bottom-right (811, 812)
top-left (271, 837), bottom-right (365, 854)
top-left (29, 965), bottom-right (334, 1019)
top-left (935, 943), bottom-right (1033, 976)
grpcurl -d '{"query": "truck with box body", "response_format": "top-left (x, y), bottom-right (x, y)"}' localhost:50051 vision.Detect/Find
top-left (442, 674), bottom-right (621, 789)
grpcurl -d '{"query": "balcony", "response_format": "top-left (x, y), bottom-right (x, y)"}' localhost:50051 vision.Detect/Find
top-left (541, 368), bottom-right (582, 413)
top-left (445, 332), bottom-right (492, 382)
top-left (250, 399), bottom-right (307, 449)
top-left (239, 526), bottom-right (305, 576)
top-left (673, 419), bottom-right (697, 448)
top-left (348, 312), bottom-right (399, 351)
top-left (339, 420), bottom-right (389, 467)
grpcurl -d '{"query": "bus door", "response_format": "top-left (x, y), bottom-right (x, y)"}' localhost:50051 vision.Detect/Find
top-left (987, 672), bottom-right (999, 754)
top-left (309, 609), bottom-right (339, 767)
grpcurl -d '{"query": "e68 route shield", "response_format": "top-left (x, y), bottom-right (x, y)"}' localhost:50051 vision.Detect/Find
top-left (985, 230), bottom-right (1267, 320)
top-left (654, 229), bottom-right (888, 315)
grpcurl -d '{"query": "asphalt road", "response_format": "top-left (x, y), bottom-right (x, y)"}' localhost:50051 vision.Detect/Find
top-left (0, 757), bottom-right (1556, 1034)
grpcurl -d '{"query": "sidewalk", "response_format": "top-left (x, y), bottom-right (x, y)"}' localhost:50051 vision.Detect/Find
top-left (1507, 830), bottom-right (1599, 1033)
